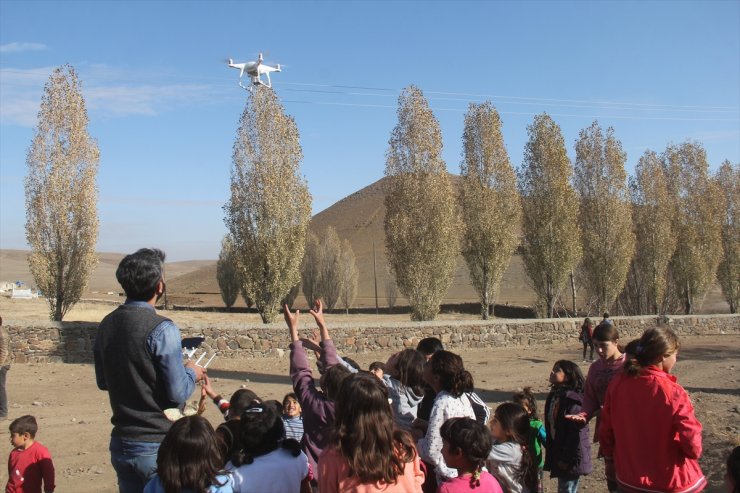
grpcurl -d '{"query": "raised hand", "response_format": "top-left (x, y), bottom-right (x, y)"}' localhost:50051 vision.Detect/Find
top-left (283, 304), bottom-right (300, 342)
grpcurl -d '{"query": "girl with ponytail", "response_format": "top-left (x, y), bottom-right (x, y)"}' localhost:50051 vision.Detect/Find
top-left (415, 351), bottom-right (477, 490)
top-left (600, 327), bottom-right (705, 493)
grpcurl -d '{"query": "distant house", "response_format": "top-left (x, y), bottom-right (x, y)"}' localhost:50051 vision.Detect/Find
top-left (0, 281), bottom-right (14, 292)
top-left (11, 287), bottom-right (38, 299)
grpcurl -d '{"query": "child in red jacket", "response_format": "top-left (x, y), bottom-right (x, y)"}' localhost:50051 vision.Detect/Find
top-left (599, 327), bottom-right (705, 493)
top-left (7, 415), bottom-right (55, 493)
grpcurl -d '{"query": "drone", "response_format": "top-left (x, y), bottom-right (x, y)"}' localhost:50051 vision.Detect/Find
top-left (227, 53), bottom-right (281, 91)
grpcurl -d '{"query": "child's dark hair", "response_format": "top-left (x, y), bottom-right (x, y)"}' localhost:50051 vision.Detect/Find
top-left (369, 361), bottom-right (385, 372)
top-left (393, 348), bottom-right (426, 396)
top-left (282, 392), bottom-right (299, 409)
top-left (512, 387), bottom-right (539, 421)
top-left (593, 323), bottom-right (619, 343)
top-left (440, 417), bottom-right (491, 489)
top-left (551, 360), bottom-right (585, 393)
top-left (320, 364), bottom-right (351, 400)
top-left (233, 401), bottom-right (301, 466)
top-left (430, 350), bottom-right (474, 397)
top-left (228, 388), bottom-right (261, 420)
top-left (727, 446), bottom-right (740, 493)
top-left (333, 372), bottom-right (417, 485)
top-left (416, 337), bottom-right (444, 357)
top-left (624, 327), bottom-right (680, 376)
top-left (157, 415), bottom-right (227, 493)
top-left (492, 403), bottom-right (538, 492)
top-left (9, 415), bottom-right (37, 438)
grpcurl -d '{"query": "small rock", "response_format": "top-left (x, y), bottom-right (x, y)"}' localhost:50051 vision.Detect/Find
top-left (70, 417), bottom-right (76, 422)
top-left (32, 401), bottom-right (43, 407)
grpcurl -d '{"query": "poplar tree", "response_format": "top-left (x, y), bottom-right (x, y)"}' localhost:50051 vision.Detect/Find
top-left (224, 86), bottom-right (312, 323)
top-left (716, 160), bottom-right (739, 313)
top-left (663, 141), bottom-right (723, 314)
top-left (384, 85), bottom-right (459, 321)
top-left (216, 235), bottom-right (240, 308)
top-left (339, 239), bottom-right (359, 314)
top-left (318, 227), bottom-right (343, 310)
top-left (573, 122), bottom-right (635, 313)
top-left (623, 150), bottom-right (676, 314)
top-left (460, 102), bottom-right (521, 319)
top-left (300, 227), bottom-right (343, 309)
top-left (301, 233), bottom-right (322, 306)
top-left (25, 65), bottom-right (99, 321)
top-left (519, 114), bottom-right (581, 318)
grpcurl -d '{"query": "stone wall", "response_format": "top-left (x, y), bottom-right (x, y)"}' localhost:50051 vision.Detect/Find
top-left (5, 314), bottom-right (739, 364)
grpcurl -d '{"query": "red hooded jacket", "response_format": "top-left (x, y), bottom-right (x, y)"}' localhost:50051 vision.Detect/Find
top-left (599, 366), bottom-right (705, 493)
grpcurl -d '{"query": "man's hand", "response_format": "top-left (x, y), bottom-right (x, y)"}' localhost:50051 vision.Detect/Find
top-left (309, 299), bottom-right (330, 340)
top-left (185, 360), bottom-right (206, 382)
top-left (284, 304), bottom-right (300, 342)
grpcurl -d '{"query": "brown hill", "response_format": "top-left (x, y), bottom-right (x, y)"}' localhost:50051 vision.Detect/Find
top-left (307, 176), bottom-right (533, 309)
top-left (163, 176), bottom-right (533, 309)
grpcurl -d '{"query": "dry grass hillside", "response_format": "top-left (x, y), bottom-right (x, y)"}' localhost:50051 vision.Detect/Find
top-left (1, 176), bottom-right (731, 314)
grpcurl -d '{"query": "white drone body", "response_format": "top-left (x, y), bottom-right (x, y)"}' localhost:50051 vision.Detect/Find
top-left (227, 53), bottom-right (281, 90)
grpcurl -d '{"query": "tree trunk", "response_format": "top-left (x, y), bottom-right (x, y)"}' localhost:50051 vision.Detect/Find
top-left (569, 271), bottom-right (577, 316)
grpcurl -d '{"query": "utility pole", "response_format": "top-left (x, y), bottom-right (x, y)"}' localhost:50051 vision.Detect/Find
top-left (373, 242), bottom-right (379, 315)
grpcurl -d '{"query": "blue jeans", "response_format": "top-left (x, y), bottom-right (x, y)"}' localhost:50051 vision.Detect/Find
top-left (109, 437), bottom-right (160, 493)
top-left (558, 477), bottom-right (580, 493)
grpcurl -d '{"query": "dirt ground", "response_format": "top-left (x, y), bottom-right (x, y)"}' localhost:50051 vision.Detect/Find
top-left (0, 300), bottom-right (738, 492)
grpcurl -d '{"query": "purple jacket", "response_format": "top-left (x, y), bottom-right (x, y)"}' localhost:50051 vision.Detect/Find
top-left (289, 338), bottom-right (340, 478)
top-left (544, 387), bottom-right (593, 478)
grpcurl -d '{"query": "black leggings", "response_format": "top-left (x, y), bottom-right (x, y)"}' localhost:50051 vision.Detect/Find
top-left (582, 341), bottom-right (594, 360)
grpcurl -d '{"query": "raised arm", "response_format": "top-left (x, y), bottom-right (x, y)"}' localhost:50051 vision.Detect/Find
top-left (309, 300), bottom-right (339, 368)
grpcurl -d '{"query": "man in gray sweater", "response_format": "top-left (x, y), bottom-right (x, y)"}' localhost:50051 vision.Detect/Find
top-left (94, 248), bottom-right (204, 493)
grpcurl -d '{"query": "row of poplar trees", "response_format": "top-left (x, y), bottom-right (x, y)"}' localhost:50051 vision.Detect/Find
top-left (24, 66), bottom-right (738, 323)
top-left (385, 86), bottom-right (738, 320)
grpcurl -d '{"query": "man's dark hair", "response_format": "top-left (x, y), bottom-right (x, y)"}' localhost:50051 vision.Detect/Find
top-left (116, 248), bottom-right (166, 301)
top-left (9, 415), bottom-right (38, 438)
top-left (416, 337), bottom-right (444, 357)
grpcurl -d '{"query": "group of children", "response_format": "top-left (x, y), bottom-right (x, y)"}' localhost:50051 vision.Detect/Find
top-left (6, 308), bottom-right (740, 493)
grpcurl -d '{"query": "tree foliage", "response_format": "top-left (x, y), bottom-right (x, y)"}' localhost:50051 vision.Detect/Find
top-left (519, 114), bottom-right (581, 318)
top-left (300, 228), bottom-right (342, 309)
top-left (318, 227), bottom-right (343, 310)
top-left (716, 160), bottom-right (739, 313)
top-left (339, 239), bottom-right (359, 314)
top-left (384, 86), bottom-right (460, 321)
top-left (224, 86), bottom-right (312, 323)
top-left (25, 65), bottom-right (99, 321)
top-left (216, 235), bottom-right (240, 308)
top-left (573, 121), bottom-right (635, 313)
top-left (663, 142), bottom-right (723, 314)
top-left (460, 102), bottom-right (521, 319)
top-left (301, 233), bottom-right (322, 307)
top-left (619, 150), bottom-right (676, 314)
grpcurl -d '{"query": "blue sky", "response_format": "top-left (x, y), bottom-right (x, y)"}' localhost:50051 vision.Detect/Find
top-left (1, 1), bottom-right (738, 261)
